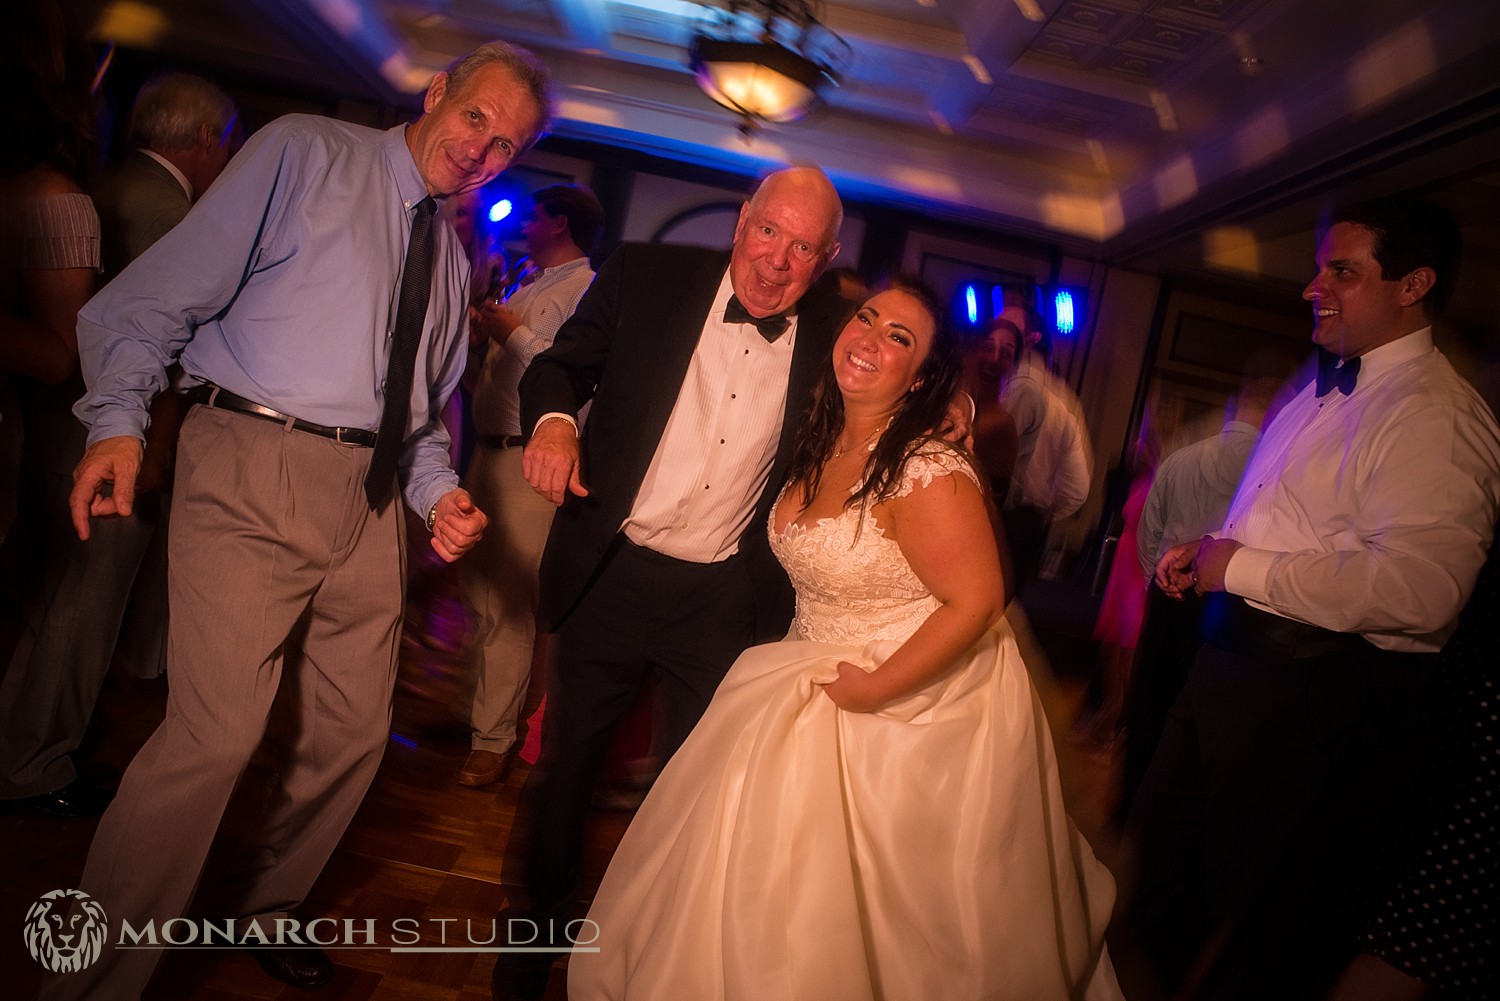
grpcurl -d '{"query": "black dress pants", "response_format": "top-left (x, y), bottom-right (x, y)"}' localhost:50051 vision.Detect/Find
top-left (1117, 585), bottom-right (1204, 823)
top-left (1122, 599), bottom-right (1437, 1000)
top-left (505, 537), bottom-right (759, 927)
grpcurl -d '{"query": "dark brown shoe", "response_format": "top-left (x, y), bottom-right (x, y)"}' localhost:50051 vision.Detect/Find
top-left (458, 749), bottom-right (514, 788)
top-left (249, 944), bottom-right (334, 988)
top-left (11, 776), bottom-right (116, 817)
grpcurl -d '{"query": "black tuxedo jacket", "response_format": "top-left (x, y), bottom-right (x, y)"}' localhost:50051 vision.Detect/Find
top-left (519, 242), bottom-right (847, 637)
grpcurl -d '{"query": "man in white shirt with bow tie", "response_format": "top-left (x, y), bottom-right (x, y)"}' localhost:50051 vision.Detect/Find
top-left (1125, 198), bottom-right (1500, 1001)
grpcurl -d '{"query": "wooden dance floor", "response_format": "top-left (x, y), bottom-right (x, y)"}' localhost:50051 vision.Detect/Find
top-left (1, 565), bottom-right (1117, 999)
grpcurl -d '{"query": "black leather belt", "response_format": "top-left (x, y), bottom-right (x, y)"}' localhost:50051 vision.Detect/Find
top-left (478, 434), bottom-right (526, 449)
top-left (1201, 593), bottom-right (1374, 659)
top-left (185, 385), bottom-right (378, 448)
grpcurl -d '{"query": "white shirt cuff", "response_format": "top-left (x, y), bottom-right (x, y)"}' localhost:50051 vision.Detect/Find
top-left (533, 412), bottom-right (578, 436)
top-left (1224, 546), bottom-right (1277, 603)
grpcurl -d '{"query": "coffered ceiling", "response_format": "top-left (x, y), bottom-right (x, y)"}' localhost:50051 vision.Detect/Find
top-left (61, 0), bottom-right (1500, 292)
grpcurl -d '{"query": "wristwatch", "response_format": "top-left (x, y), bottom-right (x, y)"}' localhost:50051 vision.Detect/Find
top-left (426, 503), bottom-right (439, 533)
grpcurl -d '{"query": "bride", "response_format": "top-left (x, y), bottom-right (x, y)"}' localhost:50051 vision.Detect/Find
top-left (568, 279), bottom-right (1123, 1000)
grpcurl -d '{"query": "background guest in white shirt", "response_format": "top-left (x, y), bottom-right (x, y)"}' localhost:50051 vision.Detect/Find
top-left (455, 183), bottom-right (602, 789)
top-left (997, 304), bottom-right (1093, 597)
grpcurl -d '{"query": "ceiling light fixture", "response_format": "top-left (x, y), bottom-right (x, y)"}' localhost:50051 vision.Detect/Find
top-left (689, 0), bottom-right (850, 133)
top-left (1012, 0), bottom-right (1046, 23)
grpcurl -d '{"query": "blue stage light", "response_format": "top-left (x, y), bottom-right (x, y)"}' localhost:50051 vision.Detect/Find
top-left (488, 199), bottom-right (513, 223)
top-left (965, 285), bottom-right (979, 326)
top-left (1054, 288), bottom-right (1076, 336)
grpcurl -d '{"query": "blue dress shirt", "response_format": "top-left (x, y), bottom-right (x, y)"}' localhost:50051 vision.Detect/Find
top-left (74, 116), bottom-right (471, 518)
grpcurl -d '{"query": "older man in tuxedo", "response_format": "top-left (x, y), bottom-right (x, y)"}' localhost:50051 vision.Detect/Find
top-left (494, 166), bottom-right (848, 998)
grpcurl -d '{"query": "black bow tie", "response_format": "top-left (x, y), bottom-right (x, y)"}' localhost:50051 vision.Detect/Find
top-left (1315, 348), bottom-right (1361, 397)
top-left (724, 295), bottom-right (790, 342)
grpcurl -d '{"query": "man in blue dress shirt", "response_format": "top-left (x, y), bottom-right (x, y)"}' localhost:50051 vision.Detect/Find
top-left (43, 41), bottom-right (550, 1000)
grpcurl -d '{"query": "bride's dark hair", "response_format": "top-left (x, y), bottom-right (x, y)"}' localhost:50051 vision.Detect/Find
top-left (787, 275), bottom-right (963, 511)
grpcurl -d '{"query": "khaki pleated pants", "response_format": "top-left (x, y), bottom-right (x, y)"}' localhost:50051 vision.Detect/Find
top-left (38, 405), bottom-right (407, 1001)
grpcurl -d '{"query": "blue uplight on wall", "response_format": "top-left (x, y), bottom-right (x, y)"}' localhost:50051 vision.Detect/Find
top-left (1039, 285), bottom-right (1086, 339)
top-left (1053, 288), bottom-right (1076, 336)
top-left (488, 199), bottom-right (513, 224)
top-left (954, 281), bottom-right (1002, 332)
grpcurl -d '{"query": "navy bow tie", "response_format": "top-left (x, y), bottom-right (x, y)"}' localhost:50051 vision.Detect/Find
top-left (724, 295), bottom-right (790, 341)
top-left (1315, 348), bottom-right (1361, 397)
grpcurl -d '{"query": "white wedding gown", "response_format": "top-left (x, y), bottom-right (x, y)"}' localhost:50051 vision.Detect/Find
top-left (569, 448), bottom-right (1124, 1000)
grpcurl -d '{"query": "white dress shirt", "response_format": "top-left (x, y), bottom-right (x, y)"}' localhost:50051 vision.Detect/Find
top-left (472, 256), bottom-right (595, 437)
top-left (625, 269), bottom-right (797, 562)
top-left (1221, 328), bottom-right (1500, 651)
top-left (1002, 353), bottom-right (1093, 518)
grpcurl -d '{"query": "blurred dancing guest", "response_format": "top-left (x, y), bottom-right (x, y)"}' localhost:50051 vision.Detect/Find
top-left (497, 166), bottom-right (849, 998)
top-left (1330, 527), bottom-right (1500, 1001)
top-left (997, 303), bottom-right (1092, 596)
top-left (0, 72), bottom-right (241, 820)
top-left (1130, 198), bottom-right (1500, 1000)
top-left (570, 281), bottom-right (1122, 1000)
top-left (0, 0), bottom-right (103, 811)
top-left (95, 71), bottom-right (241, 676)
top-left (1115, 372), bottom-right (1282, 818)
top-left (457, 183), bottom-right (603, 788)
top-left (960, 314), bottom-right (1021, 501)
top-left (1078, 418), bottom-right (1158, 747)
top-left (42, 41), bottom-right (549, 1000)
top-left (0, 0), bottom-right (99, 540)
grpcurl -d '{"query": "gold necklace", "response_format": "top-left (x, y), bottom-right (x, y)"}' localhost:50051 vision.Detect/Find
top-left (833, 418), bottom-right (890, 459)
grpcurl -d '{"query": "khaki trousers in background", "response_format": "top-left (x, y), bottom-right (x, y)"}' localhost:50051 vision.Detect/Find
top-left (459, 442), bottom-right (554, 753)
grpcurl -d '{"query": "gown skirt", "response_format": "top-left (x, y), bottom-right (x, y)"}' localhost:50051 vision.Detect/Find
top-left (569, 620), bottom-right (1124, 1000)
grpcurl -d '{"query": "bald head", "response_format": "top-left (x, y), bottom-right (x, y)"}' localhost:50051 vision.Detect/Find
top-left (748, 167), bottom-right (843, 243)
top-left (730, 166), bottom-right (843, 318)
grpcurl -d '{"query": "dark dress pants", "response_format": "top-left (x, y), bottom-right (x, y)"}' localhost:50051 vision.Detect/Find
top-left (1116, 585), bottom-right (1203, 823)
top-left (506, 537), bottom-right (759, 928)
top-left (1000, 503), bottom-right (1047, 600)
top-left (1122, 601), bottom-right (1437, 1001)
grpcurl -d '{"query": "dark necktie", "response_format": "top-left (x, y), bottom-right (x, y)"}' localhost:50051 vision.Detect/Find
top-left (724, 294), bottom-right (790, 342)
top-left (1315, 347), bottom-right (1361, 398)
top-left (365, 196), bottom-right (436, 508)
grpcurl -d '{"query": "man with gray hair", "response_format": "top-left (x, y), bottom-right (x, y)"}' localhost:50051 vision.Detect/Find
top-left (96, 71), bottom-right (240, 275)
top-left (41, 40), bottom-right (548, 999)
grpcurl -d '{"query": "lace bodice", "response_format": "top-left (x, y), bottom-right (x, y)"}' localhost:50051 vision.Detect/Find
top-left (769, 444), bottom-right (979, 644)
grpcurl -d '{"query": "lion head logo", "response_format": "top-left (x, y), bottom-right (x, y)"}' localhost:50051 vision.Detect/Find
top-left (23, 888), bottom-right (108, 973)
